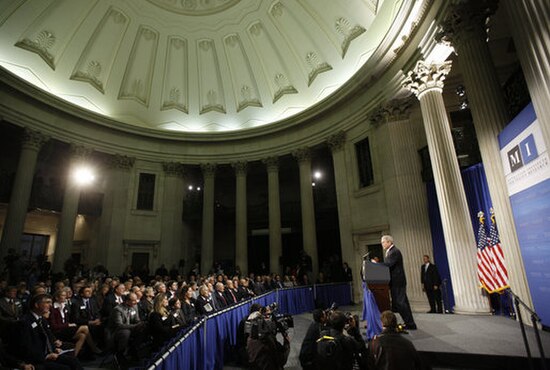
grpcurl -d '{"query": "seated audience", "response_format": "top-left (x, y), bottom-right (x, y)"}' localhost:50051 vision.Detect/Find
top-left (149, 293), bottom-right (179, 350)
top-left (195, 285), bottom-right (215, 316)
top-left (180, 286), bottom-right (197, 323)
top-left (0, 286), bottom-right (23, 321)
top-left (108, 293), bottom-right (147, 363)
top-left (168, 297), bottom-right (188, 328)
top-left (138, 287), bottom-right (155, 322)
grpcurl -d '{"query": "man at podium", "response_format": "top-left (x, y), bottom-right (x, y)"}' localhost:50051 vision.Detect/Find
top-left (372, 235), bottom-right (417, 330)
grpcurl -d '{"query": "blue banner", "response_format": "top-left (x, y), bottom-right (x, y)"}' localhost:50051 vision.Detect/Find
top-left (499, 103), bottom-right (550, 326)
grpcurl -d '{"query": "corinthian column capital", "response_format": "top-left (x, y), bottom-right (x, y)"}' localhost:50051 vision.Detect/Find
top-left (292, 147), bottom-right (311, 163)
top-left (232, 161), bottom-right (248, 176)
top-left (22, 128), bottom-right (49, 151)
top-left (403, 60), bottom-right (452, 97)
top-left (163, 162), bottom-right (184, 177)
top-left (327, 131), bottom-right (346, 152)
top-left (263, 156), bottom-right (279, 172)
top-left (437, 0), bottom-right (498, 48)
top-left (201, 163), bottom-right (217, 177)
top-left (368, 97), bottom-right (415, 126)
top-left (107, 154), bottom-right (135, 170)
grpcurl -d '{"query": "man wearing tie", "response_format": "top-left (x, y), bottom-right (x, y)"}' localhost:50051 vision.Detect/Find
top-left (0, 286), bottom-right (22, 321)
top-left (420, 255), bottom-right (443, 313)
top-left (376, 235), bottom-right (416, 330)
top-left (13, 294), bottom-right (82, 369)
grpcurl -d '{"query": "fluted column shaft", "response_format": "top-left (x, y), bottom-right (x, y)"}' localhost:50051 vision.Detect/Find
top-left (161, 162), bottom-right (185, 269)
top-left (53, 147), bottom-right (92, 273)
top-left (372, 100), bottom-right (434, 307)
top-left (98, 155), bottom-right (134, 273)
top-left (201, 164), bottom-right (216, 275)
top-left (294, 148), bottom-right (318, 281)
top-left (503, 0), bottom-right (550, 148)
top-left (233, 162), bottom-right (248, 275)
top-left (404, 61), bottom-right (490, 313)
top-left (440, 1), bottom-right (532, 307)
top-left (0, 129), bottom-right (47, 262)
top-left (328, 133), bottom-right (358, 298)
top-left (265, 158), bottom-right (282, 275)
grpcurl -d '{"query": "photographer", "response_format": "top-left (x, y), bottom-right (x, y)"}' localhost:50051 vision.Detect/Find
top-left (316, 310), bottom-right (371, 370)
top-left (370, 310), bottom-right (422, 370)
top-left (246, 305), bottom-right (290, 370)
top-left (299, 309), bottom-right (327, 370)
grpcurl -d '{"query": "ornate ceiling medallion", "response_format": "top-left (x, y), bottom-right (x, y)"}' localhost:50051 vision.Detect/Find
top-left (146, 0), bottom-right (241, 16)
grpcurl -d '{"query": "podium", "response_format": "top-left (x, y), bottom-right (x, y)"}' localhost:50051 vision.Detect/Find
top-left (362, 259), bottom-right (391, 311)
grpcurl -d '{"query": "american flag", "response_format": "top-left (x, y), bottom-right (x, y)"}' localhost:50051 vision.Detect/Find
top-left (476, 210), bottom-right (509, 293)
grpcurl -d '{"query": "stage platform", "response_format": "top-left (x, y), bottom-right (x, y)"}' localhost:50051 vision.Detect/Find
top-left (225, 305), bottom-right (550, 370)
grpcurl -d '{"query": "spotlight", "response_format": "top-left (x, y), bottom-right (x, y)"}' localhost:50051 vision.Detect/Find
top-left (197, 187), bottom-right (201, 191)
top-left (72, 166), bottom-right (95, 186)
top-left (456, 85), bottom-right (465, 97)
top-left (313, 171), bottom-right (322, 180)
top-left (312, 182), bottom-right (316, 187)
top-left (460, 100), bottom-right (469, 110)
top-left (188, 185), bottom-right (194, 190)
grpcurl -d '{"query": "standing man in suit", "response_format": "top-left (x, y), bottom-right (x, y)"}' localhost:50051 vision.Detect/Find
top-left (377, 235), bottom-right (416, 330)
top-left (0, 286), bottom-right (23, 321)
top-left (420, 255), bottom-right (443, 313)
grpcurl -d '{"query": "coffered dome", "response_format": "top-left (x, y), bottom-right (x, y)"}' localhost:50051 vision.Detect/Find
top-left (0, 0), bottom-right (418, 133)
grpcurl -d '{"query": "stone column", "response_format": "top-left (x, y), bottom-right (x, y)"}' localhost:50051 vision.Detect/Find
top-left (404, 60), bottom-right (490, 313)
top-left (97, 155), bottom-right (134, 274)
top-left (369, 99), bottom-right (434, 308)
top-left (439, 0), bottom-right (533, 307)
top-left (327, 132), bottom-right (360, 298)
top-left (292, 147), bottom-right (318, 281)
top-left (0, 129), bottom-right (48, 262)
top-left (263, 157), bottom-right (282, 275)
top-left (53, 146), bottom-right (93, 273)
top-left (161, 162), bottom-right (185, 269)
top-left (503, 0), bottom-right (550, 148)
top-left (232, 161), bottom-right (248, 275)
top-left (201, 163), bottom-right (216, 275)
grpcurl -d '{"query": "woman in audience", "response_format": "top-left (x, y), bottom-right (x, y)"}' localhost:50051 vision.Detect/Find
top-left (283, 275), bottom-right (294, 288)
top-left (95, 283), bottom-right (110, 308)
top-left (149, 293), bottom-right (179, 350)
top-left (168, 297), bottom-right (187, 328)
top-left (49, 289), bottom-right (101, 357)
top-left (180, 285), bottom-right (197, 323)
top-left (138, 286), bottom-right (155, 321)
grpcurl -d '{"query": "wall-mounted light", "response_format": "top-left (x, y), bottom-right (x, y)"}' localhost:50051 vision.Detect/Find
top-left (72, 166), bottom-right (95, 186)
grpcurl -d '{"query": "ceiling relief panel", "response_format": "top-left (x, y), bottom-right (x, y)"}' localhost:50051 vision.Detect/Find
top-left (161, 36), bottom-right (189, 113)
top-left (248, 21), bottom-right (297, 104)
top-left (71, 7), bottom-right (129, 93)
top-left (0, 0), bottom-right (408, 132)
top-left (118, 25), bottom-right (159, 107)
top-left (14, 0), bottom-right (97, 70)
top-left (269, 2), bottom-right (332, 87)
top-left (146, 0), bottom-right (241, 16)
top-left (223, 34), bottom-right (262, 113)
top-left (197, 39), bottom-right (226, 114)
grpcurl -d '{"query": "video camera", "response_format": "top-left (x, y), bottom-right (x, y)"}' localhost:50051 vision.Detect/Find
top-left (244, 302), bottom-right (294, 339)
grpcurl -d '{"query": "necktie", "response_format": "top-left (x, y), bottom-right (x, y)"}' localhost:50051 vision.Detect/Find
top-left (229, 290), bottom-right (237, 303)
top-left (37, 319), bottom-right (54, 354)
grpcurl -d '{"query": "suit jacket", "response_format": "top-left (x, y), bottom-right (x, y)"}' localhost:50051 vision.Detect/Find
top-left (420, 263), bottom-right (441, 289)
top-left (0, 297), bottom-right (22, 321)
top-left (101, 292), bottom-right (122, 321)
top-left (13, 313), bottom-right (56, 364)
top-left (224, 289), bottom-right (239, 305)
top-left (71, 296), bottom-right (101, 325)
top-left (48, 304), bottom-right (72, 333)
top-left (381, 245), bottom-right (407, 287)
top-left (109, 304), bottom-right (141, 331)
top-left (195, 295), bottom-right (214, 316)
top-left (212, 291), bottom-right (228, 309)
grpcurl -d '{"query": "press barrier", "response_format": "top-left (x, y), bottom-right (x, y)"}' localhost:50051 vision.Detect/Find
top-left (144, 282), bottom-right (352, 370)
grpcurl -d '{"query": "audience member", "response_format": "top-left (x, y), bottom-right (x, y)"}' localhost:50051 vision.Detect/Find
top-left (149, 293), bottom-right (179, 350)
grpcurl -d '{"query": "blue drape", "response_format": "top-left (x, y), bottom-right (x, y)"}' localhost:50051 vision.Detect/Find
top-left (361, 283), bottom-right (382, 340)
top-left (149, 284), bottom-right (356, 370)
top-left (315, 283), bottom-right (352, 309)
top-left (427, 163), bottom-right (513, 315)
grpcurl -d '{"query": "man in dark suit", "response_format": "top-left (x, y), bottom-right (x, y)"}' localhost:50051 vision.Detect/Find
top-left (212, 282), bottom-right (228, 310)
top-left (377, 235), bottom-right (416, 330)
top-left (195, 285), bottom-right (215, 316)
top-left (420, 255), bottom-right (443, 313)
top-left (71, 286), bottom-right (103, 342)
top-left (0, 286), bottom-right (23, 321)
top-left (12, 294), bottom-right (82, 370)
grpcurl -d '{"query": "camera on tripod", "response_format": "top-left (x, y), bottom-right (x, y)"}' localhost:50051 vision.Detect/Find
top-left (244, 302), bottom-right (294, 339)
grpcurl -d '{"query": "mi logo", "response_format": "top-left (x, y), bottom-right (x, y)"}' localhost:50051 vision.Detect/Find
top-left (508, 134), bottom-right (538, 172)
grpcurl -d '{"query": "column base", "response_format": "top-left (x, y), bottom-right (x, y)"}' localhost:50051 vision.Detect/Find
top-left (453, 305), bottom-right (492, 315)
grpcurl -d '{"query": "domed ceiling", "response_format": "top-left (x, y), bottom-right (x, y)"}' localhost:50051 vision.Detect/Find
top-left (0, 0), bottom-right (408, 133)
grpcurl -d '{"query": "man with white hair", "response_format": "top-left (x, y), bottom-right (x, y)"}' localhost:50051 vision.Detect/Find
top-left (377, 235), bottom-right (416, 330)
